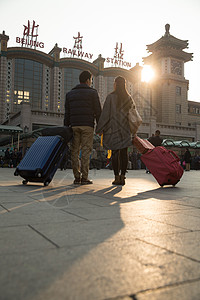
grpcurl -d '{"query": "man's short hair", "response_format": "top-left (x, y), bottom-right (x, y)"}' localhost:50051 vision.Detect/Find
top-left (155, 130), bottom-right (160, 135)
top-left (79, 70), bottom-right (92, 83)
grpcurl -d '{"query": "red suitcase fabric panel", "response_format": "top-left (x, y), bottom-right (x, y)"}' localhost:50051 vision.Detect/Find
top-left (133, 135), bottom-right (155, 154)
top-left (141, 146), bottom-right (184, 186)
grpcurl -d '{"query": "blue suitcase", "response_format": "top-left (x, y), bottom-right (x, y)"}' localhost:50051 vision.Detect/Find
top-left (14, 135), bottom-right (69, 186)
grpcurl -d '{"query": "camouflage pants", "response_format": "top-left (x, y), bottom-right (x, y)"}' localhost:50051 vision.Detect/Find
top-left (71, 126), bottom-right (94, 180)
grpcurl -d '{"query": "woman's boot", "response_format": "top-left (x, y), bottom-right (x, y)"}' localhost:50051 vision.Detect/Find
top-left (112, 175), bottom-right (121, 185)
top-left (120, 175), bottom-right (126, 185)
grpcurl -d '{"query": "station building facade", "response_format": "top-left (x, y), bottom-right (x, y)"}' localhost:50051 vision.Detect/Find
top-left (1, 25), bottom-right (200, 143)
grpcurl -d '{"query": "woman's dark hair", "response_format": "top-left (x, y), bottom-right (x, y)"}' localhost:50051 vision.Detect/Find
top-left (113, 76), bottom-right (132, 111)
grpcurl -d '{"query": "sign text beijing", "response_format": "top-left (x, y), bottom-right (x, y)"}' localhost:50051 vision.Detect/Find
top-left (16, 20), bottom-right (44, 49)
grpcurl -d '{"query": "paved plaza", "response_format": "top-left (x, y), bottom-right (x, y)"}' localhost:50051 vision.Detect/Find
top-left (0, 167), bottom-right (200, 300)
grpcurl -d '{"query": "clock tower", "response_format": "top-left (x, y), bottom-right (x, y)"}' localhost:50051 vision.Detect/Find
top-left (143, 24), bottom-right (193, 126)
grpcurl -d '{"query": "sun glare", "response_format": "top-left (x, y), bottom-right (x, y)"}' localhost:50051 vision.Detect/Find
top-left (141, 65), bottom-right (155, 82)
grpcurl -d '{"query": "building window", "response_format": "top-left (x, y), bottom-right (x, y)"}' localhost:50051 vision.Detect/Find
top-left (14, 58), bottom-right (43, 111)
top-left (165, 59), bottom-right (168, 73)
top-left (64, 68), bottom-right (82, 94)
top-left (176, 86), bottom-right (181, 95)
top-left (176, 104), bottom-right (181, 113)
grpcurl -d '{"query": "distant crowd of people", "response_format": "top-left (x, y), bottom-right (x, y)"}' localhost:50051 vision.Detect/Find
top-left (0, 148), bottom-right (22, 168)
top-left (2, 142), bottom-right (200, 173)
top-left (181, 149), bottom-right (200, 171)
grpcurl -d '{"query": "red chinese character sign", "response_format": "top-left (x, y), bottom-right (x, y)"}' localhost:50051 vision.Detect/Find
top-left (23, 20), bottom-right (39, 38)
top-left (105, 42), bottom-right (131, 68)
top-left (114, 42), bottom-right (124, 60)
top-left (63, 32), bottom-right (93, 60)
top-left (16, 20), bottom-right (44, 49)
top-left (73, 32), bottom-right (83, 50)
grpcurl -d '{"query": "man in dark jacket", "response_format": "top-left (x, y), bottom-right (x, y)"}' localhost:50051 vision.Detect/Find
top-left (64, 70), bottom-right (102, 184)
top-left (148, 130), bottom-right (163, 147)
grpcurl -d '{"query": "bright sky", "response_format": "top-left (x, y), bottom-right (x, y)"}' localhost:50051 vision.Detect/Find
top-left (0, 0), bottom-right (200, 102)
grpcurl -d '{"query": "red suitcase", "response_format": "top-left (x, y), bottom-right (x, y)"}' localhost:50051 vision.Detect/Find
top-left (141, 146), bottom-right (184, 186)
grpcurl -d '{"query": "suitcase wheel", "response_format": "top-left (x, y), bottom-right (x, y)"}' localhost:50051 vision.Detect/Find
top-left (14, 170), bottom-right (19, 176)
top-left (35, 169), bottom-right (42, 178)
top-left (44, 180), bottom-right (50, 187)
top-left (22, 180), bottom-right (28, 185)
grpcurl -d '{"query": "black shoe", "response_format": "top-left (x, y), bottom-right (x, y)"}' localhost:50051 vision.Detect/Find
top-left (73, 178), bottom-right (81, 184)
top-left (81, 179), bottom-right (93, 185)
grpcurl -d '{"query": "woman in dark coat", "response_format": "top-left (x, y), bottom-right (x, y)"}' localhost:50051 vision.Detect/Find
top-left (96, 76), bottom-right (141, 185)
top-left (184, 148), bottom-right (192, 171)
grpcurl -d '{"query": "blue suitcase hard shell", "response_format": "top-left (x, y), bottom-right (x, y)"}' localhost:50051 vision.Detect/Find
top-left (14, 136), bottom-right (68, 186)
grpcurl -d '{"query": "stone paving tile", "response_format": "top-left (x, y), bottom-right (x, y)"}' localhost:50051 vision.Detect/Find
top-left (1, 240), bottom-right (200, 300)
top-left (106, 296), bottom-right (133, 300)
top-left (26, 184), bottom-right (81, 201)
top-left (0, 205), bottom-right (84, 227)
top-left (0, 204), bottom-right (7, 212)
top-left (141, 211), bottom-right (200, 231)
top-left (136, 279), bottom-right (200, 300)
top-left (0, 225), bottom-right (55, 255)
top-left (1, 200), bottom-right (87, 212)
top-left (177, 208), bottom-right (200, 218)
top-left (30, 219), bottom-right (124, 248)
top-left (82, 193), bottom-right (191, 207)
top-left (61, 203), bottom-right (197, 227)
top-left (170, 197), bottom-right (200, 209)
top-left (139, 230), bottom-right (200, 261)
top-left (0, 195), bottom-right (35, 203)
top-left (31, 217), bottom-right (187, 248)
top-left (0, 169), bottom-right (200, 300)
top-left (119, 198), bottom-right (193, 213)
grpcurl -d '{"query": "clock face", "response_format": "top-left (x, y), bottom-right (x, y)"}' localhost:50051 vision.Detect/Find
top-left (171, 59), bottom-right (182, 75)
